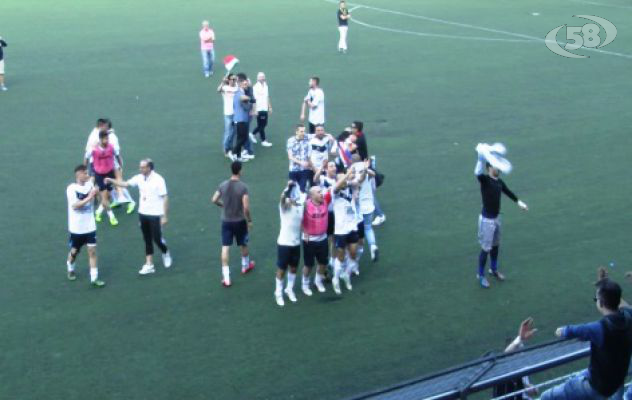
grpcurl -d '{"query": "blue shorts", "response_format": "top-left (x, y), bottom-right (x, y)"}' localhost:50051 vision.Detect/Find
top-left (277, 245), bottom-right (300, 270)
top-left (221, 220), bottom-right (249, 246)
top-left (303, 239), bottom-right (329, 267)
top-left (334, 231), bottom-right (358, 249)
top-left (69, 231), bottom-right (97, 251)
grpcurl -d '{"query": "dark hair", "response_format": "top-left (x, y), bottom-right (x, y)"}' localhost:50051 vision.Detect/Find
top-left (338, 131), bottom-right (350, 141)
top-left (97, 118), bottom-right (108, 127)
top-left (315, 124), bottom-right (325, 130)
top-left (142, 158), bottom-right (154, 170)
top-left (296, 123), bottom-right (305, 130)
top-left (236, 73), bottom-right (248, 82)
top-left (231, 161), bottom-right (242, 175)
top-left (99, 130), bottom-right (109, 139)
top-left (74, 164), bottom-right (87, 173)
top-left (596, 279), bottom-right (622, 311)
top-left (105, 119), bottom-right (112, 129)
top-left (311, 76), bottom-right (320, 85)
top-left (352, 121), bottom-right (363, 132)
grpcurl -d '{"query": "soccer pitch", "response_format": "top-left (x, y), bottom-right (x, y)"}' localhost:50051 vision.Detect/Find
top-left (1, 0), bottom-right (631, 398)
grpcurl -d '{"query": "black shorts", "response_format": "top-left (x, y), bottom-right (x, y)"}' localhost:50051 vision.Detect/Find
top-left (69, 231), bottom-right (97, 251)
top-left (277, 245), bottom-right (300, 270)
top-left (221, 220), bottom-right (249, 246)
top-left (334, 231), bottom-right (359, 249)
top-left (356, 220), bottom-right (365, 239)
top-left (303, 239), bottom-right (329, 267)
top-left (94, 171), bottom-right (115, 191)
top-left (327, 212), bottom-right (335, 236)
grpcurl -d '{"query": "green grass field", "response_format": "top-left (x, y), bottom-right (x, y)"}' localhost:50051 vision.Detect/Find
top-left (2, 0), bottom-right (631, 398)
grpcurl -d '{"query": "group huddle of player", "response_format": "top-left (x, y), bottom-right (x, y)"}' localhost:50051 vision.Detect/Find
top-left (271, 121), bottom-right (383, 307)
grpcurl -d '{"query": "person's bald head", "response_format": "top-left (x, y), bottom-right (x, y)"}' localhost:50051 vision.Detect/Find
top-left (309, 186), bottom-right (324, 204)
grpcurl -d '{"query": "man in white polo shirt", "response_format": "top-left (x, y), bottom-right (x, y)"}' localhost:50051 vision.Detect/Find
top-left (107, 159), bottom-right (172, 275)
top-left (300, 77), bottom-right (325, 134)
top-left (66, 165), bottom-right (105, 287)
top-left (251, 72), bottom-right (273, 147)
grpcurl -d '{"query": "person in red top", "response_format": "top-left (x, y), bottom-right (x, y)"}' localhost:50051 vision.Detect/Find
top-left (91, 131), bottom-right (119, 226)
top-left (301, 185), bottom-right (332, 294)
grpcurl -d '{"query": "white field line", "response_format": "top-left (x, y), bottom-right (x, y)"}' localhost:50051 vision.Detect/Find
top-left (570, 0), bottom-right (632, 10)
top-left (325, 0), bottom-right (632, 59)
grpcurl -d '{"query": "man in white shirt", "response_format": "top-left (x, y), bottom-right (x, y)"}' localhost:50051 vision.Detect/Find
top-left (300, 77), bottom-right (325, 134)
top-left (66, 165), bottom-right (105, 287)
top-left (274, 181), bottom-right (305, 307)
top-left (351, 158), bottom-right (379, 264)
top-left (331, 168), bottom-right (361, 294)
top-left (84, 118), bottom-right (135, 214)
top-left (217, 74), bottom-right (238, 156)
top-left (107, 159), bottom-right (172, 275)
top-left (308, 124), bottom-right (335, 172)
top-left (251, 72), bottom-right (273, 147)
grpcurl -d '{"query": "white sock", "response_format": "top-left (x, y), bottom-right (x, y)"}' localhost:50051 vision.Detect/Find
top-left (222, 266), bottom-right (230, 282)
top-left (329, 257), bottom-right (334, 266)
top-left (107, 210), bottom-right (114, 218)
top-left (241, 256), bottom-right (250, 269)
top-left (356, 247), bottom-right (364, 262)
top-left (333, 259), bottom-right (342, 280)
top-left (123, 188), bottom-right (134, 203)
top-left (90, 268), bottom-right (98, 282)
top-left (96, 205), bottom-right (104, 215)
top-left (275, 277), bottom-right (283, 294)
top-left (67, 261), bottom-right (75, 272)
top-left (315, 272), bottom-right (324, 284)
top-left (287, 272), bottom-right (296, 290)
top-left (345, 259), bottom-right (357, 275)
top-left (302, 275), bottom-right (310, 287)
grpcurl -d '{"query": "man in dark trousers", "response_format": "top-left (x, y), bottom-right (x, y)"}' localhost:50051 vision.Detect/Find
top-left (231, 73), bottom-right (254, 162)
top-left (541, 269), bottom-right (632, 399)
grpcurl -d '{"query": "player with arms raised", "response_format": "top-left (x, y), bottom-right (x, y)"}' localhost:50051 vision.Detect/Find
top-left (474, 144), bottom-right (528, 288)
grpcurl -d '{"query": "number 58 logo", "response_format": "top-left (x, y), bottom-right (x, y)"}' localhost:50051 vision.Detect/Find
top-left (546, 15), bottom-right (617, 58)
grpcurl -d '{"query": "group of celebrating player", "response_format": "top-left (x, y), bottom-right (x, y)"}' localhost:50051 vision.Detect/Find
top-left (66, 118), bottom-right (172, 287)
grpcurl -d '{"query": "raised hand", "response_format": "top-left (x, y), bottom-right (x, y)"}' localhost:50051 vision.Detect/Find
top-left (519, 317), bottom-right (537, 341)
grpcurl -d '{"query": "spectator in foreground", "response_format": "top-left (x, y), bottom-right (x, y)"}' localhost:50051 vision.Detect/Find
top-left (541, 268), bottom-right (632, 400)
top-left (493, 318), bottom-right (538, 400)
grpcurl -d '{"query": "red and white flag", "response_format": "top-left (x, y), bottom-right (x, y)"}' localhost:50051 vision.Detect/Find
top-left (223, 55), bottom-right (239, 72)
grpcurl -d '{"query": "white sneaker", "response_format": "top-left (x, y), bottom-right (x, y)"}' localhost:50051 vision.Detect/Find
top-left (275, 292), bottom-right (285, 307)
top-left (372, 215), bottom-right (386, 226)
top-left (225, 151), bottom-right (233, 159)
top-left (139, 264), bottom-right (155, 275)
top-left (249, 133), bottom-right (257, 144)
top-left (0, 85), bottom-right (7, 92)
top-left (332, 277), bottom-right (342, 295)
top-left (162, 251), bottom-right (172, 268)
top-left (314, 279), bottom-right (326, 293)
top-left (261, 140), bottom-right (272, 147)
top-left (284, 288), bottom-right (297, 302)
top-left (241, 152), bottom-right (255, 160)
top-left (204, 73), bottom-right (210, 78)
top-left (302, 285), bottom-right (313, 296)
top-left (370, 245), bottom-right (379, 262)
top-left (341, 272), bottom-right (353, 291)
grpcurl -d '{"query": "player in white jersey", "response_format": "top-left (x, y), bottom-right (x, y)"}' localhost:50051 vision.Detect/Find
top-left (300, 77), bottom-right (325, 134)
top-left (331, 168), bottom-right (362, 294)
top-left (274, 181), bottom-right (305, 307)
top-left (351, 157), bottom-right (379, 265)
top-left (66, 165), bottom-right (105, 287)
top-left (308, 124), bottom-right (335, 171)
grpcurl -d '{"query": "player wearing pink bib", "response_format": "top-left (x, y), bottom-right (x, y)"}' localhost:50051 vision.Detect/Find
top-left (90, 131), bottom-right (119, 226)
top-left (301, 186), bottom-right (332, 294)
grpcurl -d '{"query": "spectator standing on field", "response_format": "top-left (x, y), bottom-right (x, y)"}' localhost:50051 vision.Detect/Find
top-left (251, 72), bottom-right (273, 147)
top-left (218, 73), bottom-right (238, 156)
top-left (199, 20), bottom-right (215, 78)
